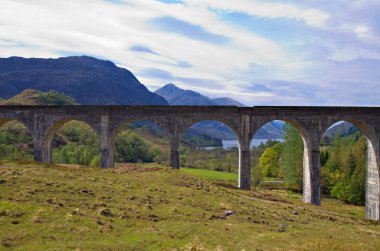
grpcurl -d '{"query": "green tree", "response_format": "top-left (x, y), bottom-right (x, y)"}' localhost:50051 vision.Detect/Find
top-left (281, 123), bottom-right (303, 190)
top-left (259, 148), bottom-right (279, 178)
top-left (180, 155), bottom-right (187, 167)
top-left (115, 130), bottom-right (154, 163)
top-left (39, 90), bottom-right (77, 105)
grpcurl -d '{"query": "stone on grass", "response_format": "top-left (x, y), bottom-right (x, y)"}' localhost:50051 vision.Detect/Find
top-left (224, 210), bottom-right (236, 217)
top-left (99, 208), bottom-right (113, 217)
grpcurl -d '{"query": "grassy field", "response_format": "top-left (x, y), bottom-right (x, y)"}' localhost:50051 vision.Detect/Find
top-left (1, 161), bottom-right (380, 250)
top-left (181, 167), bottom-right (237, 181)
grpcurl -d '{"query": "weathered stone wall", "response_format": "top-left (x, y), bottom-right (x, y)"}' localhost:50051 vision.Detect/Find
top-left (0, 105), bottom-right (379, 220)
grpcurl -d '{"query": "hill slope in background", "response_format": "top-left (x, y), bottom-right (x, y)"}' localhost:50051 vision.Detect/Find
top-left (155, 83), bottom-right (284, 139)
top-left (0, 56), bottom-right (167, 105)
top-left (212, 97), bottom-right (244, 106)
top-left (155, 83), bottom-right (244, 106)
top-left (324, 122), bottom-right (359, 139)
top-left (155, 83), bottom-right (216, 105)
top-left (0, 89), bottom-right (77, 105)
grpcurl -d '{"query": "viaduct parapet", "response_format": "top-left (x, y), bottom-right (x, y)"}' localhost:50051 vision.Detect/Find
top-left (1, 105), bottom-right (380, 220)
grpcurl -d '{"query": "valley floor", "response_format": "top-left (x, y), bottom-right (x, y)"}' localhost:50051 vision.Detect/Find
top-left (0, 161), bottom-right (379, 250)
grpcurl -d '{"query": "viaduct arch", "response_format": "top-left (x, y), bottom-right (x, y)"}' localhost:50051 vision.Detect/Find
top-left (0, 105), bottom-right (379, 220)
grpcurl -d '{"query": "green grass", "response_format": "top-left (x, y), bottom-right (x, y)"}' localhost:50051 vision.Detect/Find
top-left (180, 167), bottom-right (238, 181)
top-left (1, 161), bottom-right (380, 250)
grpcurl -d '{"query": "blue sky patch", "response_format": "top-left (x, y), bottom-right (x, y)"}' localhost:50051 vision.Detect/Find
top-left (130, 45), bottom-right (159, 55)
top-left (216, 11), bottom-right (306, 41)
top-left (148, 16), bottom-right (231, 45)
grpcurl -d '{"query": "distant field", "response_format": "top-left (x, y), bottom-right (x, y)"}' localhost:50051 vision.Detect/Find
top-left (1, 161), bottom-right (379, 250)
top-left (180, 167), bottom-right (238, 181)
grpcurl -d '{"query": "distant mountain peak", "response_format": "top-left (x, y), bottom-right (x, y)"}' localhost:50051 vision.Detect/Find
top-left (161, 83), bottom-right (180, 90)
top-left (155, 83), bottom-right (245, 106)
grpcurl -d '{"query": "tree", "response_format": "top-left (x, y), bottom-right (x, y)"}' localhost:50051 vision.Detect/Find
top-left (281, 123), bottom-right (303, 190)
top-left (346, 152), bottom-right (356, 180)
top-left (259, 148), bottom-right (279, 178)
top-left (180, 155), bottom-right (187, 167)
top-left (115, 130), bottom-right (155, 163)
top-left (39, 90), bottom-right (77, 105)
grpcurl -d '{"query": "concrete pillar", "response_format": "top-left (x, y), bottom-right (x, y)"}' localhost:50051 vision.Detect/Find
top-left (237, 114), bottom-right (253, 190)
top-left (100, 147), bottom-right (114, 168)
top-left (302, 136), bottom-right (321, 205)
top-left (238, 144), bottom-right (251, 190)
top-left (100, 115), bottom-right (114, 168)
top-left (170, 150), bottom-right (180, 169)
top-left (168, 132), bottom-right (180, 169)
top-left (40, 128), bottom-right (53, 164)
top-left (366, 139), bottom-right (380, 220)
top-left (33, 127), bottom-right (48, 163)
top-left (33, 142), bottom-right (43, 162)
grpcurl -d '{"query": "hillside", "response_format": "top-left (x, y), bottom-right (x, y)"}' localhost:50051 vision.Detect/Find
top-left (155, 83), bottom-right (216, 105)
top-left (0, 56), bottom-right (167, 105)
top-left (0, 89), bottom-right (76, 105)
top-left (155, 84), bottom-right (284, 139)
top-left (155, 83), bottom-right (243, 106)
top-left (324, 122), bottom-right (359, 139)
top-left (212, 97), bottom-right (244, 106)
top-left (0, 161), bottom-right (379, 250)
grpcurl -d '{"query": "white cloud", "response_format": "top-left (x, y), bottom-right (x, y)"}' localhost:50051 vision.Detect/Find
top-left (329, 45), bottom-right (380, 62)
top-left (0, 0), bottom-right (378, 105)
top-left (185, 0), bottom-right (330, 27)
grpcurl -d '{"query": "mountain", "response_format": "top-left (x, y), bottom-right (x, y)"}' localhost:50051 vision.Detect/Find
top-left (155, 84), bottom-right (284, 139)
top-left (324, 122), bottom-right (359, 139)
top-left (155, 83), bottom-right (216, 105)
top-left (212, 97), bottom-right (244, 106)
top-left (155, 83), bottom-right (244, 106)
top-left (0, 56), bottom-right (167, 105)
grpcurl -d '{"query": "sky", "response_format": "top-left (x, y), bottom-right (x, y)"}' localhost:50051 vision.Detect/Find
top-left (0, 0), bottom-right (380, 106)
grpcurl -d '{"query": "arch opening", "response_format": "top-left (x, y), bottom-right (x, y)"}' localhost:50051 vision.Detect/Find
top-left (111, 120), bottom-right (169, 167)
top-left (179, 120), bottom-right (240, 187)
top-left (0, 119), bottom-right (34, 161)
top-left (320, 120), bottom-right (379, 219)
top-left (45, 120), bottom-right (100, 167)
top-left (251, 120), bottom-right (307, 195)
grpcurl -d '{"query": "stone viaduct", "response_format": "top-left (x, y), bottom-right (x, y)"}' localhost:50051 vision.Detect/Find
top-left (0, 105), bottom-right (380, 220)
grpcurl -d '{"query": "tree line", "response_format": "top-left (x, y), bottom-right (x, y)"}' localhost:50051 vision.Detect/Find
top-left (258, 124), bottom-right (366, 205)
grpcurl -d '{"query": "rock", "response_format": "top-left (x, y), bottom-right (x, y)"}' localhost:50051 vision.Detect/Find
top-left (291, 210), bottom-right (299, 215)
top-left (224, 210), bottom-right (236, 217)
top-left (127, 195), bottom-right (136, 200)
top-left (278, 224), bottom-right (286, 232)
top-left (99, 208), bottom-right (113, 217)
